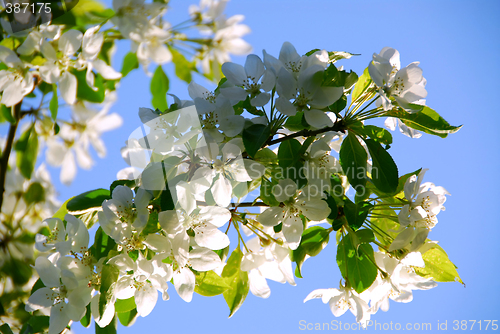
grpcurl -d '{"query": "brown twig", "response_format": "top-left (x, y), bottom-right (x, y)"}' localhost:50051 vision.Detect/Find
top-left (0, 103), bottom-right (22, 211)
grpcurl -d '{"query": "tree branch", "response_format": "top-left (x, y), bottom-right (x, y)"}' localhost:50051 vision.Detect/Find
top-left (0, 103), bottom-right (22, 211)
top-left (266, 119), bottom-right (346, 147)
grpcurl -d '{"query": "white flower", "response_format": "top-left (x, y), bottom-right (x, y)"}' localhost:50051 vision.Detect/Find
top-left (159, 206), bottom-right (231, 250)
top-left (76, 25), bottom-right (122, 90)
top-left (241, 234), bottom-right (295, 298)
top-left (389, 169), bottom-right (449, 251)
top-left (45, 94), bottom-right (122, 185)
top-left (191, 138), bottom-right (265, 207)
top-left (39, 29), bottom-right (84, 104)
top-left (0, 46), bottom-right (35, 106)
top-left (275, 62), bottom-right (343, 128)
top-left (110, 253), bottom-right (170, 317)
top-left (99, 185), bottom-right (152, 246)
top-left (26, 256), bottom-right (92, 334)
top-left (221, 54), bottom-right (276, 107)
top-left (197, 14), bottom-right (252, 77)
top-left (369, 251), bottom-right (437, 314)
top-left (35, 215), bottom-right (89, 256)
top-left (17, 23), bottom-right (63, 55)
top-left (369, 47), bottom-right (427, 112)
top-left (304, 285), bottom-right (371, 324)
top-left (257, 179), bottom-right (330, 249)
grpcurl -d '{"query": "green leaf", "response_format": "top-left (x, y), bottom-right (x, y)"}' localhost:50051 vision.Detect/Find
top-left (0, 104), bottom-right (15, 124)
top-left (254, 147), bottom-right (277, 165)
top-left (53, 198), bottom-right (71, 221)
top-left (0, 324), bottom-right (14, 334)
top-left (221, 248), bottom-right (249, 318)
top-left (339, 133), bottom-right (367, 191)
top-left (96, 317), bottom-right (117, 334)
top-left (361, 125), bottom-right (393, 145)
top-left (343, 198), bottom-right (373, 231)
top-left (90, 227), bottom-right (116, 260)
top-left (336, 233), bottom-right (377, 293)
top-left (49, 84), bottom-right (58, 120)
top-left (30, 278), bottom-right (45, 295)
top-left (351, 67), bottom-right (374, 103)
top-left (117, 308), bottom-right (138, 327)
top-left (114, 297), bottom-right (136, 313)
top-left (80, 304), bottom-right (92, 328)
top-left (27, 316), bottom-right (49, 332)
top-left (2, 259), bottom-right (32, 286)
top-left (327, 51), bottom-right (359, 63)
top-left (67, 188), bottom-right (110, 213)
top-left (23, 182), bottom-right (45, 205)
top-left (150, 65), bottom-right (169, 111)
top-left (170, 47), bottom-right (196, 83)
top-left (356, 229), bottom-right (375, 244)
top-left (195, 270), bottom-right (231, 297)
top-left (277, 138), bottom-right (307, 187)
top-left (15, 126), bottom-right (38, 179)
top-left (99, 264), bottom-right (119, 316)
top-left (329, 94), bottom-right (347, 113)
top-left (387, 106), bottom-right (462, 138)
top-left (323, 192), bottom-right (338, 220)
top-left (72, 68), bottom-right (106, 103)
top-left (110, 179), bottom-right (136, 195)
top-left (121, 52), bottom-right (139, 77)
top-left (414, 244), bottom-right (464, 284)
top-left (278, 139), bottom-right (302, 168)
top-left (364, 139), bottom-right (398, 194)
top-left (259, 177), bottom-right (279, 206)
top-left (242, 124), bottom-right (270, 158)
top-left (284, 111), bottom-right (309, 131)
top-left (292, 226), bottom-right (330, 278)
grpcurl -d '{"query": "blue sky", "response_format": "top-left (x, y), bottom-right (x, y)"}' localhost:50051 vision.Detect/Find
top-left (52, 0), bottom-right (500, 332)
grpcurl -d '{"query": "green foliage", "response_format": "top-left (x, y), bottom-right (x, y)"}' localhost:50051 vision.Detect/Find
top-left (73, 69), bottom-right (106, 103)
top-left (242, 124), bottom-right (271, 158)
top-left (67, 188), bottom-right (111, 213)
top-left (23, 182), bottom-right (45, 205)
top-left (80, 304), bottom-right (92, 328)
top-left (195, 270), bottom-right (231, 296)
top-left (150, 66), bottom-right (169, 111)
top-left (96, 317), bottom-right (117, 334)
top-left (14, 125), bottom-right (38, 179)
top-left (170, 47), bottom-right (196, 83)
top-left (293, 226), bottom-right (330, 278)
top-left (359, 125), bottom-right (393, 146)
top-left (284, 111), bottom-right (309, 131)
top-left (90, 227), bottom-right (117, 261)
top-left (364, 139), bottom-right (398, 194)
top-left (121, 52), bottom-right (139, 77)
top-left (0, 324), bottom-right (14, 334)
top-left (49, 84), bottom-right (58, 120)
top-left (99, 264), bottom-right (119, 316)
top-left (415, 244), bottom-right (464, 284)
top-left (351, 67), bottom-right (374, 103)
top-left (336, 232), bottom-right (378, 293)
top-left (114, 297), bottom-right (137, 313)
top-left (343, 197), bottom-right (373, 231)
top-left (117, 308), bottom-right (138, 327)
top-left (0, 104), bottom-right (15, 124)
top-left (221, 248), bottom-right (249, 318)
top-left (339, 133), bottom-right (367, 191)
top-left (387, 106), bottom-right (462, 138)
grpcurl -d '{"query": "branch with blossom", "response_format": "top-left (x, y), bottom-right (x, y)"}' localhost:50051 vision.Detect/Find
top-left (16, 41), bottom-right (463, 333)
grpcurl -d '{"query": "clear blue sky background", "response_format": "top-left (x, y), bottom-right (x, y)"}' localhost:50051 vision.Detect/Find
top-left (48, 0), bottom-right (500, 332)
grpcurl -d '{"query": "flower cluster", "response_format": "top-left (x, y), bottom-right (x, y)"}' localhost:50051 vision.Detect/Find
top-left (0, 0), bottom-right (251, 330)
top-left (22, 41), bottom-right (462, 332)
